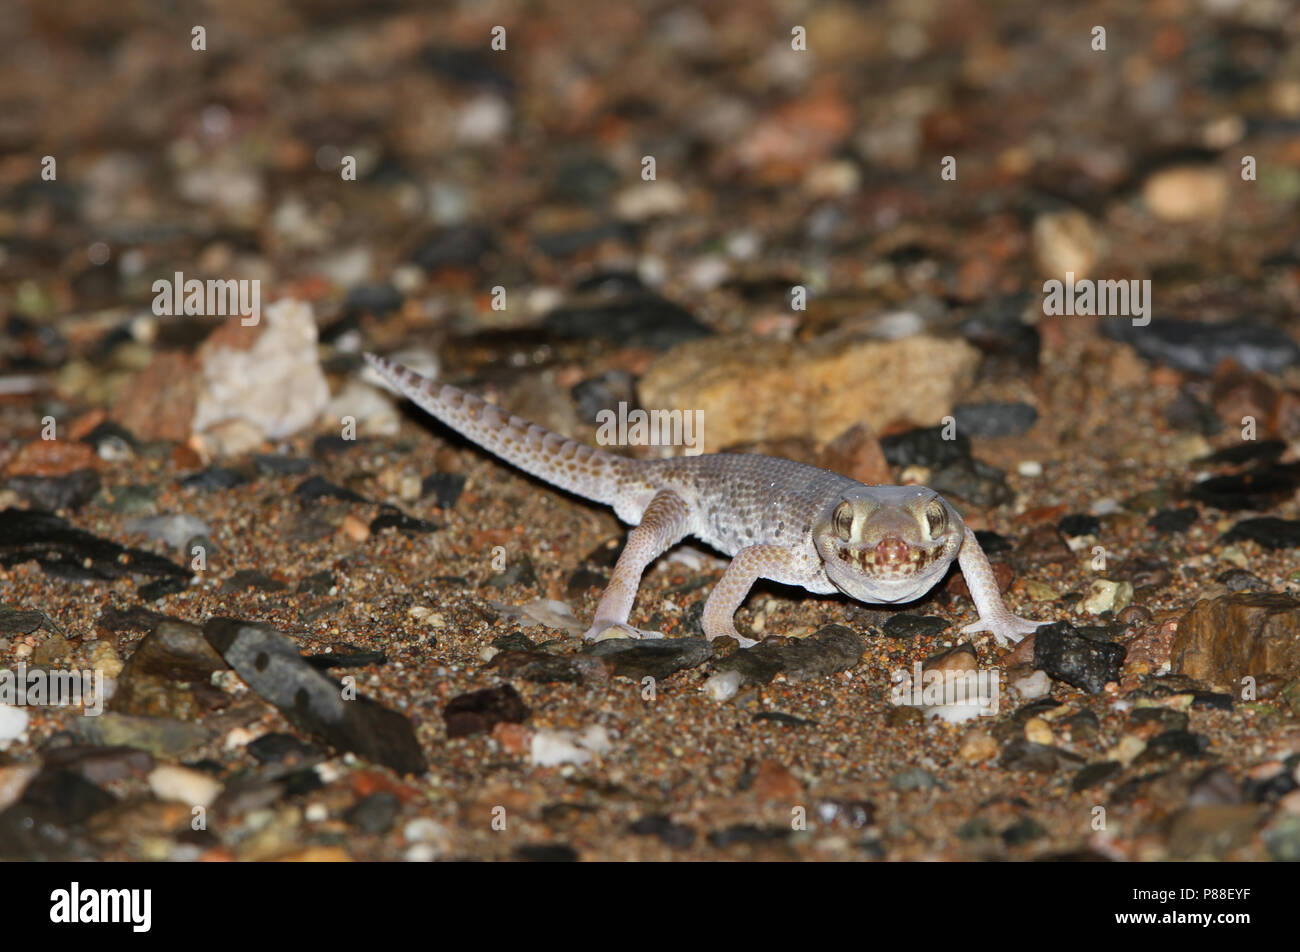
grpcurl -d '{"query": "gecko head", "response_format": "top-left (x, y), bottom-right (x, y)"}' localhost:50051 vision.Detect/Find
top-left (813, 486), bottom-right (964, 603)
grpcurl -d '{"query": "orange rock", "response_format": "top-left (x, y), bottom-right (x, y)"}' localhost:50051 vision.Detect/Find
top-left (4, 438), bottom-right (100, 476)
top-left (492, 721), bottom-right (533, 756)
top-left (818, 422), bottom-right (891, 485)
top-left (753, 759), bottom-right (805, 806)
top-left (339, 513), bottom-right (371, 542)
top-left (111, 350), bottom-right (199, 443)
top-left (67, 410), bottom-right (107, 441)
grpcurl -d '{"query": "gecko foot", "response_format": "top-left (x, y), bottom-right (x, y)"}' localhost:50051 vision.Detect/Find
top-left (703, 626), bottom-right (758, 649)
top-left (583, 620), bottom-right (665, 642)
top-left (960, 613), bottom-right (1044, 648)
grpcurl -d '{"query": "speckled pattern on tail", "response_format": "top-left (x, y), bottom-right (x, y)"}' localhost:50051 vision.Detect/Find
top-left (364, 353), bottom-right (632, 507)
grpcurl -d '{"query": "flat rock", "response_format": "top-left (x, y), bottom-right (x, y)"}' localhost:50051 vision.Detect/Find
top-left (0, 508), bottom-right (188, 582)
top-left (203, 618), bottom-right (426, 775)
top-left (637, 334), bottom-right (980, 452)
top-left (713, 625), bottom-right (864, 686)
top-left (1172, 593), bottom-right (1300, 686)
top-left (583, 637), bottom-right (712, 680)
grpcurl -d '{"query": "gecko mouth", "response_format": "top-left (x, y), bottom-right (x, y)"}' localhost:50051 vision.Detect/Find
top-left (835, 537), bottom-right (942, 579)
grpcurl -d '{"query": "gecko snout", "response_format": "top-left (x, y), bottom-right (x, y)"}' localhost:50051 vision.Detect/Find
top-left (874, 536), bottom-right (910, 564)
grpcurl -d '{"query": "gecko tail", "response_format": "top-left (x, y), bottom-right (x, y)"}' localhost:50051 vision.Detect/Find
top-left (364, 352), bottom-right (632, 506)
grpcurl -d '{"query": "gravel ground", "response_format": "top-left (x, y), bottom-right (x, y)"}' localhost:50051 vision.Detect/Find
top-left (1, 0), bottom-right (1299, 863)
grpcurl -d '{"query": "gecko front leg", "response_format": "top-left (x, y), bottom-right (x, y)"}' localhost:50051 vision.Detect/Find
top-left (583, 489), bottom-right (691, 641)
top-left (956, 526), bottom-right (1044, 647)
top-left (700, 544), bottom-right (810, 648)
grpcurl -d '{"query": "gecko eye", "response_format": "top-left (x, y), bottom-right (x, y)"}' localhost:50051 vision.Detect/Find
top-left (833, 501), bottom-right (854, 541)
top-left (923, 501), bottom-right (948, 538)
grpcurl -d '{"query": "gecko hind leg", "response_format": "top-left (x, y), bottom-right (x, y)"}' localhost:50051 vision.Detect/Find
top-left (583, 489), bottom-right (691, 641)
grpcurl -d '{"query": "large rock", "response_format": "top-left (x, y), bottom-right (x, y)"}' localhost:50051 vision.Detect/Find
top-left (1172, 594), bottom-right (1300, 687)
top-left (636, 334), bottom-right (980, 453)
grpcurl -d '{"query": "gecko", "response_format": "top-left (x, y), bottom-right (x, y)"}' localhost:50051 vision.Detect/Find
top-left (364, 353), bottom-right (1047, 649)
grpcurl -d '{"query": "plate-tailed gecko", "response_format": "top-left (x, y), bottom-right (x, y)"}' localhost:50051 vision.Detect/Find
top-left (365, 354), bottom-right (1046, 649)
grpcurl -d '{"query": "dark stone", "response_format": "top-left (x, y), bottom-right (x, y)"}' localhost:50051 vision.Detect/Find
top-left (7, 468), bottom-right (101, 511)
top-left (1013, 698), bottom-right (1064, 722)
top-left (1001, 817), bottom-right (1047, 845)
top-left (344, 792), bottom-right (401, 834)
top-left (297, 571), bottom-right (335, 595)
top-left (312, 435), bottom-right (362, 456)
top-left (79, 420), bottom-right (137, 453)
top-left (490, 632), bottom-right (537, 652)
top-left (442, 684), bottom-right (530, 738)
top-left (533, 221), bottom-right (637, 258)
top-left (752, 711), bottom-right (818, 727)
top-left (245, 732), bottom-right (324, 766)
top-left (0, 608), bottom-right (44, 634)
top-left (303, 649), bottom-right (388, 669)
top-left (553, 154), bottom-right (619, 204)
top-left (1200, 440), bottom-right (1287, 466)
top-left (72, 713), bottom-right (212, 758)
top-left (541, 292), bottom-right (711, 350)
top-left (1191, 691), bottom-right (1234, 711)
top-left (1242, 767), bottom-right (1297, 804)
top-left (583, 637), bottom-right (712, 680)
top-left (628, 814), bottom-right (696, 848)
top-left (1033, 622), bottom-right (1126, 694)
top-left (881, 614), bottom-right (950, 639)
top-left (0, 508), bottom-right (188, 582)
top-left (890, 767), bottom-right (940, 791)
top-left (180, 467), bottom-right (248, 491)
top-left (1061, 709), bottom-right (1100, 741)
top-left (253, 454), bottom-right (311, 475)
top-left (1128, 707), bottom-right (1189, 732)
top-left (421, 46), bottom-right (514, 91)
top-left (486, 650), bottom-right (612, 684)
top-left (370, 507), bottom-right (438, 535)
top-left (1149, 507), bottom-right (1199, 534)
top-left (712, 625), bottom-right (864, 685)
top-left (565, 566), bottom-right (608, 598)
top-left (1000, 739), bottom-right (1085, 772)
top-left (221, 569), bottom-right (288, 593)
top-left (706, 824), bottom-right (790, 848)
top-left (1140, 730), bottom-right (1211, 759)
top-left (1072, 761), bottom-right (1123, 792)
top-left (294, 476), bottom-right (367, 504)
top-left (137, 576), bottom-right (188, 600)
top-left (410, 224), bottom-right (497, 271)
top-left (421, 472), bottom-right (466, 509)
top-left (1191, 470), bottom-right (1300, 511)
top-left (112, 619), bottom-right (229, 720)
top-left (19, 767), bottom-right (116, 822)
top-left (952, 402), bottom-right (1038, 438)
top-left (39, 745), bottom-right (153, 784)
top-left (880, 426), bottom-right (971, 467)
top-left (973, 530), bottom-right (1012, 553)
top-left (203, 618), bottom-right (427, 776)
top-left (571, 371), bottom-right (637, 425)
top-left (929, 457), bottom-right (1013, 508)
top-left (1215, 569), bottom-right (1268, 593)
top-left (1221, 517), bottom-right (1300, 549)
top-left (1164, 388), bottom-right (1223, 435)
top-left (1103, 318), bottom-right (1300, 374)
top-left (1058, 514), bottom-right (1101, 537)
top-left (0, 803), bottom-right (96, 860)
top-left (956, 297), bottom-right (1042, 371)
top-left (344, 284), bottom-right (403, 318)
top-left (483, 556), bottom-right (537, 589)
top-left (512, 843), bottom-right (578, 862)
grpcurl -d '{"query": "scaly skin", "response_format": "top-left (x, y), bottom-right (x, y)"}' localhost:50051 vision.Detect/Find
top-left (365, 354), bottom-right (1046, 648)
